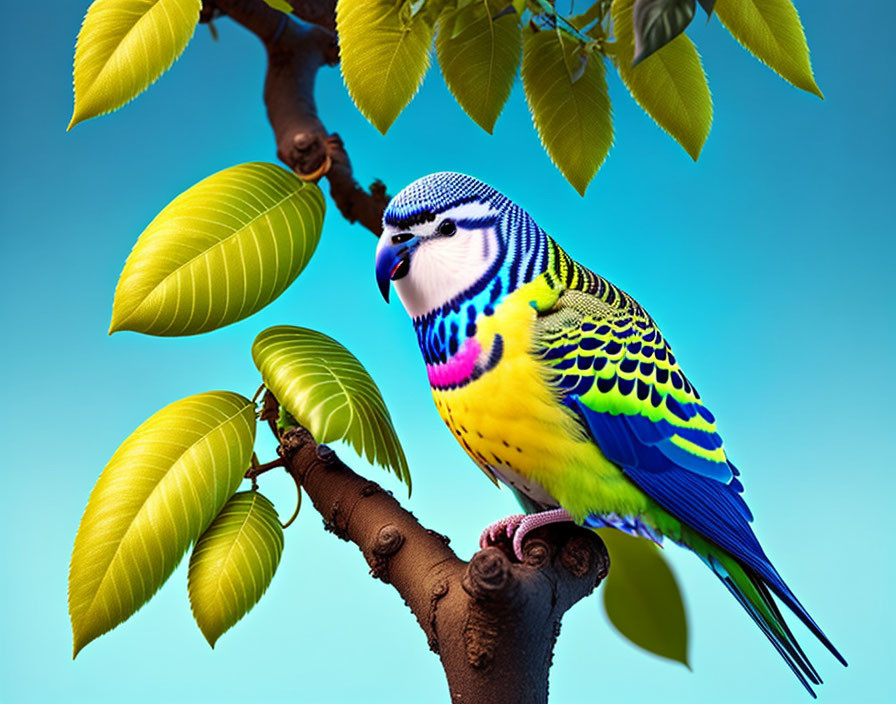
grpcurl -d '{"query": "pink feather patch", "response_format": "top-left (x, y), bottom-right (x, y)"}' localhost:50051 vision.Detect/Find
top-left (427, 338), bottom-right (482, 388)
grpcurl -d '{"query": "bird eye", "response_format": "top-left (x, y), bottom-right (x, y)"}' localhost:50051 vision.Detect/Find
top-left (391, 232), bottom-right (414, 245)
top-left (438, 219), bottom-right (457, 236)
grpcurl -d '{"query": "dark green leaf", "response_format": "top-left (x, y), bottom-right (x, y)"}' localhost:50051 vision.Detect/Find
top-left (697, 0), bottom-right (714, 16)
top-left (600, 529), bottom-right (689, 667)
top-left (632, 0), bottom-right (696, 66)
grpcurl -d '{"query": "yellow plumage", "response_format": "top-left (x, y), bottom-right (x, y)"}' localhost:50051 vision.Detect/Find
top-left (430, 274), bottom-right (651, 522)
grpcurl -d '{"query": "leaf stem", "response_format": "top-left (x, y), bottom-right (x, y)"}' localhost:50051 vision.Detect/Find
top-left (281, 472), bottom-right (303, 529)
top-left (245, 457), bottom-right (286, 480)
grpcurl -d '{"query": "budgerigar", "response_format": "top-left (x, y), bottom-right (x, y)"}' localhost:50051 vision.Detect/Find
top-left (374, 173), bottom-right (845, 694)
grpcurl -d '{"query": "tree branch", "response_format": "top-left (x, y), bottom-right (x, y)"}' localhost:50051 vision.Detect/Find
top-left (207, 0), bottom-right (388, 236)
top-left (199, 4), bottom-right (612, 699)
top-left (278, 425), bottom-right (609, 704)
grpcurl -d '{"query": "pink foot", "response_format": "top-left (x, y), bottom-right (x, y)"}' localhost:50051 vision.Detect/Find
top-left (479, 514), bottom-right (526, 549)
top-left (480, 508), bottom-right (575, 561)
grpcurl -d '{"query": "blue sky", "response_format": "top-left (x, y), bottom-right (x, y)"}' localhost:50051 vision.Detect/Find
top-left (1, 1), bottom-right (892, 702)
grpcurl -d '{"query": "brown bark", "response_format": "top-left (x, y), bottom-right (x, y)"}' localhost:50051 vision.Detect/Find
top-left (206, 0), bottom-right (388, 236)
top-left (275, 424), bottom-right (609, 704)
top-left (210, 3), bottom-right (613, 700)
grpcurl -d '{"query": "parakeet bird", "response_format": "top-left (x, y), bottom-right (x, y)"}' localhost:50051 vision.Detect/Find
top-left (375, 173), bottom-right (845, 694)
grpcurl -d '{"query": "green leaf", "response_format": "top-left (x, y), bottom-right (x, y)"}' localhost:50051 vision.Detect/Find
top-left (262, 0), bottom-right (294, 12)
top-left (110, 162), bottom-right (325, 337)
top-left (336, 0), bottom-right (435, 134)
top-left (612, 0), bottom-right (712, 159)
top-left (252, 326), bottom-right (411, 490)
top-left (570, 1), bottom-right (607, 30)
top-left (714, 0), bottom-right (821, 97)
top-left (188, 491), bottom-right (284, 647)
top-left (521, 28), bottom-right (613, 195)
top-left (631, 0), bottom-right (696, 66)
top-left (599, 529), bottom-right (689, 667)
top-left (69, 391), bottom-right (257, 657)
top-left (69, 0), bottom-right (202, 129)
top-left (697, 0), bottom-right (715, 16)
top-left (436, 0), bottom-right (522, 133)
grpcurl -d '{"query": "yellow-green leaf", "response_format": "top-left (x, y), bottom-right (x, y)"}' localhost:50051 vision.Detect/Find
top-left (69, 391), bottom-right (257, 657)
top-left (714, 0), bottom-right (821, 97)
top-left (336, 0), bottom-right (435, 133)
top-left (262, 0), bottom-right (293, 12)
top-left (600, 529), bottom-right (689, 666)
top-left (570, 1), bottom-right (607, 30)
top-left (69, 0), bottom-right (202, 129)
top-left (521, 28), bottom-right (613, 195)
top-left (189, 491), bottom-right (284, 647)
top-left (110, 162), bottom-right (325, 337)
top-left (612, 0), bottom-right (712, 159)
top-left (436, 0), bottom-right (522, 133)
top-left (252, 326), bottom-right (411, 490)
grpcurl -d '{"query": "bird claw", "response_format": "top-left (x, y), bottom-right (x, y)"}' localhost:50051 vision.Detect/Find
top-left (479, 514), bottom-right (525, 550)
top-left (479, 509), bottom-right (575, 561)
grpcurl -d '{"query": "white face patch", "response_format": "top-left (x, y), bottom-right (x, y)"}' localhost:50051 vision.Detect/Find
top-left (378, 201), bottom-right (502, 319)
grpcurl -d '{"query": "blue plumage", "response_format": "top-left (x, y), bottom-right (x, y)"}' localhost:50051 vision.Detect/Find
top-left (572, 397), bottom-right (847, 690)
top-left (377, 172), bottom-right (847, 696)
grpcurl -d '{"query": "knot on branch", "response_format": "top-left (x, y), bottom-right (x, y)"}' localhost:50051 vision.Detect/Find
top-left (427, 579), bottom-right (450, 654)
top-left (360, 481), bottom-right (381, 497)
top-left (279, 425), bottom-right (315, 462)
top-left (374, 524), bottom-right (404, 557)
top-left (316, 444), bottom-right (336, 463)
top-left (461, 550), bottom-right (518, 669)
top-left (561, 533), bottom-right (610, 584)
top-left (322, 500), bottom-right (349, 541)
top-left (521, 536), bottom-right (551, 568)
top-left (463, 548), bottom-right (516, 603)
top-left (368, 524), bottom-right (405, 582)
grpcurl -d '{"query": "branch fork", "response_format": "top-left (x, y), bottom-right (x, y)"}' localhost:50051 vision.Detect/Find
top-left (277, 424), bottom-right (608, 704)
top-left (205, 0), bottom-right (389, 236)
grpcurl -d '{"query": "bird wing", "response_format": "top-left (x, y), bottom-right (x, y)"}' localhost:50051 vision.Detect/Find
top-left (532, 281), bottom-right (771, 570)
top-left (531, 264), bottom-right (846, 676)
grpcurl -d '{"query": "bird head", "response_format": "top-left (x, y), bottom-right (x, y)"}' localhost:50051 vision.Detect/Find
top-left (375, 172), bottom-right (512, 318)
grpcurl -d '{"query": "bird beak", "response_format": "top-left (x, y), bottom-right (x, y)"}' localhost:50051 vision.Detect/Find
top-left (375, 236), bottom-right (419, 302)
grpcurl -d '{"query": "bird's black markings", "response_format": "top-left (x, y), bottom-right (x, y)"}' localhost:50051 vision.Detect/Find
top-left (489, 277), bottom-right (502, 304)
top-left (597, 375), bottom-right (616, 393)
top-left (636, 379), bottom-right (651, 401)
top-left (620, 358), bottom-right (638, 373)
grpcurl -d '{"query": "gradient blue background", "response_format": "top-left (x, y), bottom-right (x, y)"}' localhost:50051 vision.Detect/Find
top-left (1, 1), bottom-right (892, 701)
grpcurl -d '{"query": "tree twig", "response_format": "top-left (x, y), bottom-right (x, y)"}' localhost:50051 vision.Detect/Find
top-left (201, 5), bottom-right (611, 700)
top-left (206, 0), bottom-right (389, 236)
